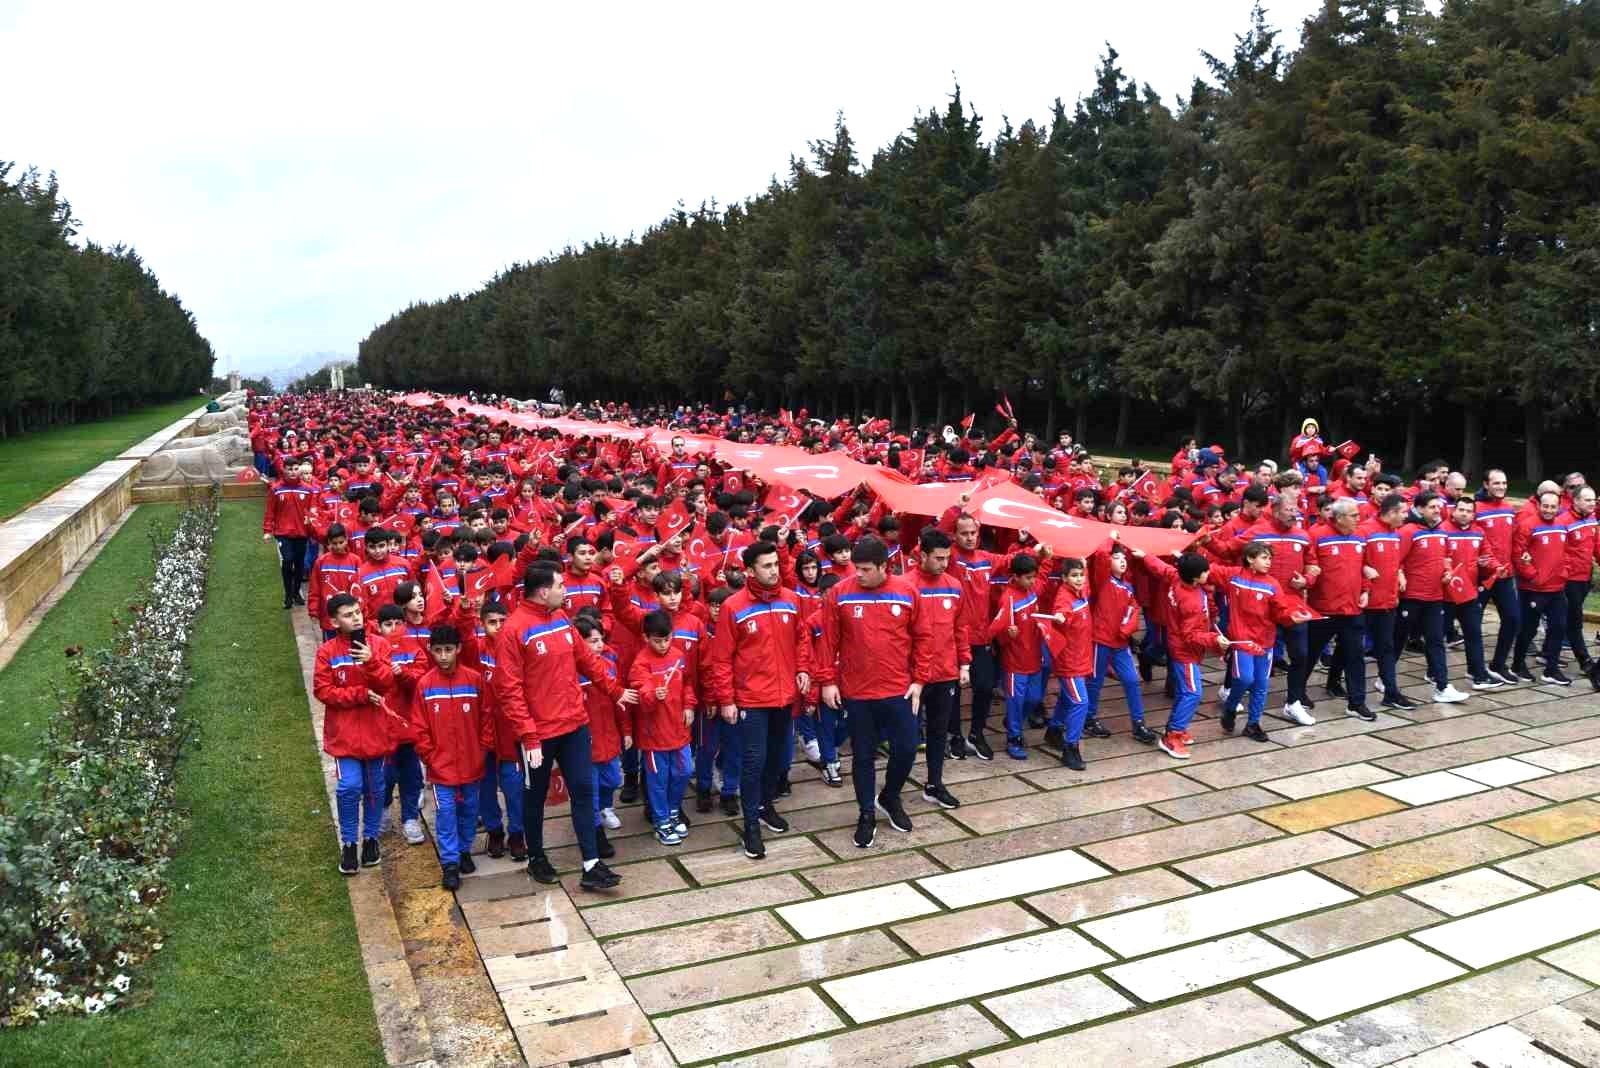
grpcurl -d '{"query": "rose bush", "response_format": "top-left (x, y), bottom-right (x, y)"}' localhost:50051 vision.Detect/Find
top-left (0, 489), bottom-right (217, 1026)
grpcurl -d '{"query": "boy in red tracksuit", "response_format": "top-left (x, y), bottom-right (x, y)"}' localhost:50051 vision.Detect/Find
top-left (313, 592), bottom-right (400, 876)
top-left (573, 616), bottom-right (628, 860)
top-left (1512, 490), bottom-right (1571, 684)
top-left (1043, 558), bottom-right (1094, 770)
top-left (264, 461), bottom-right (317, 608)
top-left (910, 528), bottom-right (969, 808)
top-left (409, 624), bottom-right (494, 891)
top-left (357, 530), bottom-right (412, 620)
top-left (1140, 553), bottom-right (1231, 760)
top-left (629, 611), bottom-right (697, 846)
top-left (1442, 496), bottom-right (1499, 690)
top-left (1559, 487), bottom-right (1600, 676)
top-left (308, 523), bottom-right (363, 638)
top-left (988, 553), bottom-right (1045, 761)
top-left (1212, 544), bottom-right (1315, 741)
top-left (1087, 538), bottom-right (1155, 744)
top-left (464, 599), bottom-right (525, 862)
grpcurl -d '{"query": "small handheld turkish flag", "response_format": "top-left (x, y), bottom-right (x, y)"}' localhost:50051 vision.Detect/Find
top-left (469, 556), bottom-right (513, 599)
top-left (424, 562), bottom-right (452, 607)
top-left (1131, 470), bottom-right (1160, 502)
top-left (236, 467), bottom-right (260, 483)
top-left (656, 498), bottom-right (691, 541)
top-left (1335, 439), bottom-right (1361, 461)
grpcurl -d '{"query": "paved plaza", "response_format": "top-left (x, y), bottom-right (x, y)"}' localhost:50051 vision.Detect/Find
top-left (313, 619), bottom-right (1600, 1066)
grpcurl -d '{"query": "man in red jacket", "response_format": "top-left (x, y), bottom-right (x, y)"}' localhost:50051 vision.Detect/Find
top-left (313, 593), bottom-right (399, 876)
top-left (817, 536), bottom-right (934, 848)
top-left (910, 528), bottom-right (969, 810)
top-left (409, 624), bottom-right (495, 890)
top-left (1397, 492), bottom-right (1468, 704)
top-left (264, 460), bottom-right (316, 609)
top-left (1512, 490), bottom-right (1572, 685)
top-left (702, 541), bottom-right (813, 860)
top-left (1560, 485), bottom-right (1599, 675)
top-left (1305, 498), bottom-right (1375, 720)
top-left (495, 562), bottom-right (638, 891)
top-left (1475, 468), bottom-right (1521, 681)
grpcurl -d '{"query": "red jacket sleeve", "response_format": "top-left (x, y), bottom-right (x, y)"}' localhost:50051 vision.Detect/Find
top-left (814, 589), bottom-right (841, 686)
top-left (493, 630), bottom-right (538, 747)
top-left (312, 644), bottom-right (369, 708)
top-left (263, 485), bottom-right (279, 535)
top-left (703, 618), bottom-right (734, 707)
top-left (909, 587), bottom-right (934, 685)
top-left (573, 631), bottom-right (623, 702)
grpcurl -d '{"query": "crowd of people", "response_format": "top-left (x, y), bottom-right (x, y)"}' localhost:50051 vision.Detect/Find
top-left (255, 393), bottom-right (1600, 890)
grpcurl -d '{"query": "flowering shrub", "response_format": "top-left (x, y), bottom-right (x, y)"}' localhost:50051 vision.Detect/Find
top-left (0, 489), bottom-right (218, 1026)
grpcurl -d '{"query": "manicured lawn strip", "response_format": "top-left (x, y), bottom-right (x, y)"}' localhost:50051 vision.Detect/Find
top-left (0, 502), bottom-right (383, 1066)
top-left (0, 505), bottom-right (172, 763)
top-left (0, 396), bottom-right (208, 519)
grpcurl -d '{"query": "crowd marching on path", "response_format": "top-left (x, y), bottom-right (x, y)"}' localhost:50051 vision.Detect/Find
top-left (255, 392), bottom-right (1600, 890)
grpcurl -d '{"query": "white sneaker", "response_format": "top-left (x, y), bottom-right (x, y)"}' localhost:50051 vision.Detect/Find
top-left (402, 818), bottom-right (426, 844)
top-left (803, 737), bottom-right (822, 763)
top-left (379, 810), bottom-right (394, 836)
top-left (1282, 701), bottom-right (1316, 726)
top-left (1433, 685), bottom-right (1469, 704)
top-left (601, 807), bottom-right (622, 830)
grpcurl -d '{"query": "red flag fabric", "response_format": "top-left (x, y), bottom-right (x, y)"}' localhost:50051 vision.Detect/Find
top-left (334, 501), bottom-right (359, 529)
top-left (963, 481), bottom-right (1199, 560)
top-left (656, 498), bottom-right (692, 541)
top-left (959, 412), bottom-right (975, 431)
top-left (1130, 470), bottom-right (1161, 502)
top-left (469, 556), bottom-right (513, 599)
top-left (778, 407), bottom-right (794, 427)
top-left (764, 486), bottom-right (809, 531)
top-left (424, 563), bottom-right (452, 610)
top-left (996, 394), bottom-right (1015, 421)
top-left (1335, 439), bottom-right (1361, 461)
top-left (236, 467), bottom-right (260, 483)
top-left (1270, 587), bottom-right (1324, 624)
top-left (611, 538), bottom-right (642, 566)
top-left (389, 512), bottom-right (417, 538)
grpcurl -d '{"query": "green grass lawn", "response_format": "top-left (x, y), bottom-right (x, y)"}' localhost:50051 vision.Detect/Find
top-left (0, 396), bottom-right (210, 519)
top-left (0, 506), bottom-right (174, 762)
top-left (0, 502), bottom-right (383, 1066)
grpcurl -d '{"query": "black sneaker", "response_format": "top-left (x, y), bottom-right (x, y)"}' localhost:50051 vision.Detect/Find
top-left (1060, 743), bottom-right (1086, 771)
top-left (720, 794), bottom-right (741, 817)
top-left (1084, 718), bottom-right (1112, 739)
top-left (1511, 664), bottom-right (1539, 684)
top-left (1043, 725), bottom-right (1064, 749)
top-left (458, 851), bottom-right (476, 875)
top-left (759, 805), bottom-right (790, 834)
top-left (360, 837), bottom-right (381, 867)
top-left (967, 734), bottom-right (995, 761)
top-left (442, 863), bottom-right (461, 891)
top-left (619, 772), bottom-right (640, 804)
top-left (1220, 706), bottom-right (1237, 734)
top-left (486, 830), bottom-right (506, 858)
top-left (339, 843), bottom-right (359, 875)
top-left (676, 808), bottom-right (691, 831)
top-left (822, 762), bottom-right (843, 787)
top-left (595, 826), bottom-right (615, 859)
top-left (743, 826), bottom-right (765, 859)
top-left (1543, 668), bottom-right (1573, 687)
top-left (947, 734), bottom-right (969, 760)
top-left (507, 831), bottom-right (527, 862)
top-left (293, 591), bottom-right (306, 606)
top-left (776, 776), bottom-right (792, 798)
top-left (1347, 705), bottom-right (1377, 722)
top-left (695, 785), bottom-right (714, 813)
top-left (579, 860), bottom-right (622, 891)
top-left (876, 791), bottom-right (913, 833)
top-left (526, 854), bottom-right (559, 884)
top-left (1243, 722), bottom-right (1270, 742)
top-left (922, 784), bottom-right (960, 809)
top-left (1382, 693), bottom-right (1422, 710)
top-left (1325, 680), bottom-right (1346, 698)
top-left (1027, 712), bottom-right (1047, 730)
top-left (853, 813), bottom-right (877, 848)
top-left (1130, 722), bottom-right (1157, 744)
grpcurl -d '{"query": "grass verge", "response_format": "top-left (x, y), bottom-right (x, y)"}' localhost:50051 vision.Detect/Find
top-left (0, 396), bottom-right (209, 519)
top-left (0, 506), bottom-right (172, 762)
top-left (0, 501), bottom-right (383, 1065)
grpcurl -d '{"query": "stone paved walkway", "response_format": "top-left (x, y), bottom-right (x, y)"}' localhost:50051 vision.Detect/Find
top-left (312, 615), bottom-right (1600, 1066)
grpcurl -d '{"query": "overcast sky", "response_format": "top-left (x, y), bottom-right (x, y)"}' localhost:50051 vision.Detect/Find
top-left (5, 1), bottom-right (1324, 378)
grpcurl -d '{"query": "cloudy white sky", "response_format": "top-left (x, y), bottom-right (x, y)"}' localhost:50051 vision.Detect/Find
top-left (5, 1), bottom-right (1323, 379)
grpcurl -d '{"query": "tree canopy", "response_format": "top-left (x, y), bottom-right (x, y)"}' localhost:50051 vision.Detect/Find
top-left (0, 164), bottom-right (215, 437)
top-left (360, 1), bottom-right (1600, 476)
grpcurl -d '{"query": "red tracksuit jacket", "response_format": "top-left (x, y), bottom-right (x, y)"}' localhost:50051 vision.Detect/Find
top-left (264, 478), bottom-right (316, 537)
top-left (701, 581), bottom-right (812, 710)
top-left (581, 645), bottom-right (629, 762)
top-left (1045, 589), bottom-right (1094, 679)
top-left (1358, 519), bottom-right (1405, 610)
top-left (1560, 510), bottom-right (1600, 584)
top-left (494, 602), bottom-right (620, 746)
top-left (988, 584), bottom-right (1045, 675)
top-left (1397, 522), bottom-right (1449, 602)
top-left (357, 557), bottom-right (413, 619)
top-left (628, 648), bottom-right (697, 751)
top-left (1305, 522), bottom-right (1369, 617)
top-left (1475, 499), bottom-right (1519, 572)
top-left (1514, 513), bottom-right (1569, 593)
top-left (314, 633), bottom-right (399, 760)
top-left (307, 550), bottom-right (364, 629)
top-left (814, 575), bottom-right (935, 700)
top-left (1143, 556), bottom-right (1225, 664)
top-left (1088, 547), bottom-right (1141, 648)
top-left (410, 664), bottom-right (494, 786)
top-left (911, 569), bottom-right (970, 683)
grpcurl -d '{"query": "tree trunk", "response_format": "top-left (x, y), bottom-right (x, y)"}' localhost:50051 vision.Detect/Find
top-left (888, 382), bottom-right (900, 428)
top-left (1524, 402), bottom-right (1544, 481)
top-left (1230, 386), bottom-right (1247, 462)
top-left (907, 382), bottom-right (920, 431)
top-left (934, 386), bottom-right (946, 430)
top-left (1074, 402), bottom-right (1088, 445)
top-left (1114, 395), bottom-right (1132, 451)
top-left (1403, 405), bottom-right (1420, 474)
top-left (1044, 389), bottom-right (1057, 442)
top-left (1280, 406), bottom-right (1297, 463)
top-left (1192, 402), bottom-right (1208, 446)
top-left (1460, 404), bottom-right (1484, 481)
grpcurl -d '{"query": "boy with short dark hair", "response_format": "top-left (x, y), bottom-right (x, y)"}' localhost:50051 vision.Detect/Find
top-left (409, 623), bottom-right (494, 890)
top-left (629, 610), bottom-right (696, 845)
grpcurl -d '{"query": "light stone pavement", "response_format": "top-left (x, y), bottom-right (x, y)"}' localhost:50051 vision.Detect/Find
top-left (310, 613), bottom-right (1600, 1066)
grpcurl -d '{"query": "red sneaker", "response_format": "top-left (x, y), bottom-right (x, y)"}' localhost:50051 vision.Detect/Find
top-left (1178, 729), bottom-right (1195, 745)
top-left (1159, 731), bottom-right (1191, 760)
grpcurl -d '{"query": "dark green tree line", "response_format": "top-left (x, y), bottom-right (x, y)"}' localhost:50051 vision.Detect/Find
top-left (360, 0), bottom-right (1600, 476)
top-left (0, 164), bottom-right (215, 437)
